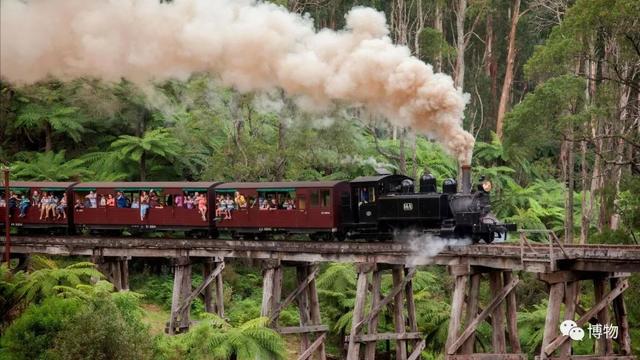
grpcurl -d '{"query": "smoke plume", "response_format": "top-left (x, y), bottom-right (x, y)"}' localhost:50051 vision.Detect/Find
top-left (396, 231), bottom-right (472, 266)
top-left (0, 0), bottom-right (475, 163)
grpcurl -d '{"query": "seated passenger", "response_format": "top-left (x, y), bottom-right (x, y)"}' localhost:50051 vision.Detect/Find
top-left (185, 196), bottom-right (194, 209)
top-left (18, 195), bottom-right (30, 217)
top-left (140, 191), bottom-right (150, 221)
top-left (269, 198), bottom-right (278, 210)
top-left (86, 191), bottom-right (97, 208)
top-left (224, 195), bottom-right (234, 220)
top-left (131, 197), bottom-right (140, 209)
top-left (259, 198), bottom-right (269, 210)
top-left (39, 194), bottom-right (50, 220)
top-left (106, 194), bottom-right (115, 207)
top-left (99, 194), bottom-right (107, 207)
top-left (149, 191), bottom-right (159, 208)
top-left (56, 194), bottom-right (68, 220)
top-left (32, 190), bottom-right (40, 209)
top-left (284, 198), bottom-right (295, 210)
top-left (46, 195), bottom-right (58, 220)
top-left (215, 195), bottom-right (224, 219)
top-left (116, 192), bottom-right (127, 208)
top-left (0, 196), bottom-right (5, 207)
top-left (175, 193), bottom-right (184, 207)
top-left (74, 199), bottom-right (84, 210)
top-left (197, 194), bottom-right (207, 221)
top-left (234, 191), bottom-right (247, 209)
top-left (8, 192), bottom-right (18, 216)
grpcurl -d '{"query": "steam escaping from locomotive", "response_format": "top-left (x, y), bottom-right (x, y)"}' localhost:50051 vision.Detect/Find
top-left (399, 231), bottom-right (472, 266)
top-left (0, 0), bottom-right (475, 164)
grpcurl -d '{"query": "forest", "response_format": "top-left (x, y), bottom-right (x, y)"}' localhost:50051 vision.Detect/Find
top-left (0, 0), bottom-right (638, 359)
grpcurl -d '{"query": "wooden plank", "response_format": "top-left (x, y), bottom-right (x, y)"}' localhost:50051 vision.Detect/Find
top-left (392, 266), bottom-right (407, 360)
top-left (347, 268), bottom-right (369, 360)
top-left (610, 278), bottom-right (631, 355)
top-left (490, 272), bottom-right (506, 353)
top-left (297, 333), bottom-right (327, 360)
top-left (504, 271), bottom-right (521, 353)
top-left (277, 325), bottom-right (329, 334)
top-left (462, 273), bottom-right (481, 354)
top-left (447, 276), bottom-right (519, 355)
top-left (540, 283), bottom-right (564, 359)
top-left (168, 262), bottom-right (185, 335)
top-left (449, 355), bottom-right (526, 360)
top-left (176, 261), bottom-right (224, 315)
top-left (535, 356), bottom-right (637, 360)
top-left (365, 270), bottom-right (382, 360)
top-left (543, 279), bottom-right (629, 356)
top-left (353, 268), bottom-right (417, 332)
top-left (446, 274), bottom-right (468, 355)
top-left (407, 339), bottom-right (426, 360)
top-left (202, 260), bottom-right (215, 313)
top-left (179, 261), bottom-right (192, 329)
top-left (594, 278), bottom-right (613, 355)
top-left (215, 262), bottom-right (225, 317)
top-left (261, 267), bottom-right (275, 317)
top-left (120, 258), bottom-right (129, 291)
top-left (405, 267), bottom-right (418, 350)
top-left (271, 265), bottom-right (283, 316)
top-left (354, 332), bottom-right (422, 342)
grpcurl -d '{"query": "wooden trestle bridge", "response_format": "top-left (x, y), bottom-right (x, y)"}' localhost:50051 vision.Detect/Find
top-left (2, 233), bottom-right (639, 360)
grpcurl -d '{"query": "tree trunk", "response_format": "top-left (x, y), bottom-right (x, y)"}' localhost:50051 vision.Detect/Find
top-left (44, 121), bottom-right (53, 152)
top-left (484, 10), bottom-right (498, 115)
top-left (140, 151), bottom-right (147, 181)
top-left (580, 139), bottom-right (589, 244)
top-left (454, 0), bottom-right (467, 89)
top-left (496, 0), bottom-right (521, 140)
top-left (565, 126), bottom-right (575, 243)
top-left (434, 1), bottom-right (443, 73)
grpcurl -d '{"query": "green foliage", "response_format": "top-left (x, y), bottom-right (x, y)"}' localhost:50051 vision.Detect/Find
top-left (156, 315), bottom-right (285, 360)
top-left (11, 151), bottom-right (92, 181)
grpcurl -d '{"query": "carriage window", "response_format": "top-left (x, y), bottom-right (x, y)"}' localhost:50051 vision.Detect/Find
top-left (310, 191), bottom-right (319, 207)
top-left (357, 187), bottom-right (375, 205)
top-left (320, 190), bottom-right (331, 207)
top-left (257, 190), bottom-right (296, 210)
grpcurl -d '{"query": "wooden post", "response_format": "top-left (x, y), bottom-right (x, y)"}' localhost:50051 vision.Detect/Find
top-left (611, 277), bottom-right (631, 355)
top-left (461, 273), bottom-right (481, 353)
top-left (445, 273), bottom-right (468, 355)
top-left (347, 264), bottom-right (370, 360)
top-left (489, 271), bottom-right (506, 353)
top-left (540, 282), bottom-right (564, 359)
top-left (594, 278), bottom-right (613, 355)
top-left (272, 264), bottom-right (283, 317)
top-left (404, 267), bottom-right (418, 350)
top-left (503, 271), bottom-right (521, 353)
top-left (203, 259), bottom-right (215, 313)
top-left (297, 265), bottom-right (312, 352)
top-left (179, 258), bottom-right (192, 330)
top-left (307, 265), bottom-right (326, 360)
top-left (111, 259), bottom-right (123, 291)
top-left (215, 263), bottom-right (225, 317)
top-left (392, 266), bottom-right (407, 360)
top-left (168, 256), bottom-right (189, 335)
top-left (120, 257), bottom-right (129, 291)
top-left (559, 280), bottom-right (578, 357)
top-left (261, 264), bottom-right (276, 317)
top-left (365, 270), bottom-right (382, 360)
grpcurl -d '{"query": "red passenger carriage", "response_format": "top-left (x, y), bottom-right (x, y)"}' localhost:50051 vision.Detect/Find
top-left (72, 182), bottom-right (219, 234)
top-left (213, 181), bottom-right (349, 239)
top-left (0, 181), bottom-right (75, 231)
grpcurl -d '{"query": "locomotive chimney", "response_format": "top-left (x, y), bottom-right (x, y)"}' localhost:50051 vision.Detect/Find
top-left (461, 165), bottom-right (472, 194)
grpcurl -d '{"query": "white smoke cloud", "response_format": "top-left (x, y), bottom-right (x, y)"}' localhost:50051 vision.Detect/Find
top-left (0, 0), bottom-right (474, 163)
top-left (396, 230), bottom-right (472, 266)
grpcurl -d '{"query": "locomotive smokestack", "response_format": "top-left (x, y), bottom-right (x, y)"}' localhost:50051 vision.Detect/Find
top-left (461, 165), bottom-right (472, 194)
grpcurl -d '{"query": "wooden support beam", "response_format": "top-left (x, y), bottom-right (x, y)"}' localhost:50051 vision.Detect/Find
top-left (449, 355), bottom-right (527, 360)
top-left (271, 264), bottom-right (283, 317)
top-left (446, 274), bottom-right (468, 355)
top-left (490, 272), bottom-right (507, 353)
top-left (610, 278), bottom-right (631, 355)
top-left (504, 271), bottom-right (521, 354)
top-left (542, 279), bottom-right (629, 356)
top-left (405, 267), bottom-right (418, 350)
top-left (407, 339), bottom-right (426, 360)
top-left (353, 267), bottom-right (417, 332)
top-left (540, 282), bottom-right (564, 359)
top-left (179, 259), bottom-right (192, 330)
top-left (535, 356), bottom-right (637, 360)
top-left (307, 265), bottom-right (326, 360)
top-left (392, 266), bottom-right (408, 360)
top-left (297, 265), bottom-right (312, 352)
top-left (269, 266), bottom-right (319, 323)
top-left (447, 276), bottom-right (519, 355)
top-left (215, 262), bottom-right (225, 317)
top-left (277, 325), bottom-right (329, 334)
top-left (354, 332), bottom-right (422, 342)
top-left (176, 261), bottom-right (224, 315)
top-left (594, 279), bottom-right (613, 355)
top-left (462, 273), bottom-right (481, 354)
top-left (168, 257), bottom-right (189, 335)
top-left (261, 266), bottom-right (275, 317)
top-left (560, 281), bottom-right (578, 357)
top-left (365, 270), bottom-right (382, 360)
top-left (297, 333), bottom-right (327, 360)
top-left (347, 267), bottom-right (369, 360)
top-left (120, 257), bottom-right (129, 291)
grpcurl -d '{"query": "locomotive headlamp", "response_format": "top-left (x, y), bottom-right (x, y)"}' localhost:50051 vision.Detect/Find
top-left (482, 180), bottom-right (492, 192)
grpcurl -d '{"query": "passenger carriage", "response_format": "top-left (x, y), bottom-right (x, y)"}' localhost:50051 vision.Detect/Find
top-left (213, 181), bottom-right (349, 240)
top-left (71, 182), bottom-right (219, 235)
top-left (0, 181), bottom-right (75, 232)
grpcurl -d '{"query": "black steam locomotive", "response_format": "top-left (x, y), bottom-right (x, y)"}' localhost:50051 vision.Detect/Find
top-left (341, 167), bottom-right (515, 243)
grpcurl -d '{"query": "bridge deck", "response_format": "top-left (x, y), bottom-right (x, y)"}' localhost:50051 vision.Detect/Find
top-left (2, 236), bottom-right (639, 273)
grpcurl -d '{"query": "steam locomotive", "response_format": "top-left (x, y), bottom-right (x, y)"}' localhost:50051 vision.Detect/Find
top-left (0, 167), bottom-right (514, 243)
